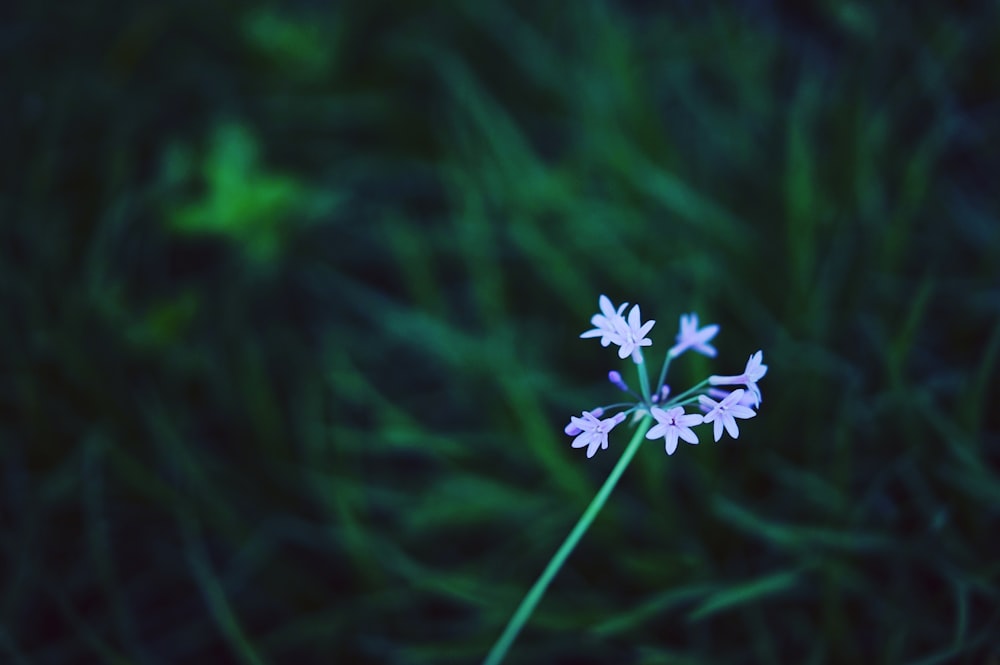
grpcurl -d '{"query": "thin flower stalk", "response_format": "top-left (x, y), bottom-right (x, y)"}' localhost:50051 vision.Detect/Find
top-left (482, 417), bottom-right (652, 665)
top-left (484, 296), bottom-right (767, 665)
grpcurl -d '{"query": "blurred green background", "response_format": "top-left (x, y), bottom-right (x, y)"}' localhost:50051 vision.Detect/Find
top-left (3, 1), bottom-right (999, 663)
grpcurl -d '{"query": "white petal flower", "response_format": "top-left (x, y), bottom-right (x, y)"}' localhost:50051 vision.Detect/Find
top-left (580, 295), bottom-right (629, 347)
top-left (709, 350), bottom-right (768, 406)
top-left (646, 406), bottom-right (703, 455)
top-left (614, 304), bottom-right (655, 362)
top-left (567, 411), bottom-right (627, 458)
top-left (698, 389), bottom-right (756, 442)
top-left (668, 313), bottom-right (719, 359)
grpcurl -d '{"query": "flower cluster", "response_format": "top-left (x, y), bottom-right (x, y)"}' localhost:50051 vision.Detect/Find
top-left (567, 295), bottom-right (767, 457)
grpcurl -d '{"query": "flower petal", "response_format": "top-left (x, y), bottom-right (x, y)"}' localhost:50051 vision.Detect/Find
top-left (678, 413), bottom-right (704, 427)
top-left (665, 430), bottom-right (679, 455)
top-left (678, 426), bottom-right (699, 444)
top-left (723, 415), bottom-right (740, 439)
top-left (646, 423), bottom-right (667, 439)
top-left (730, 405), bottom-right (757, 420)
top-left (628, 305), bottom-right (642, 329)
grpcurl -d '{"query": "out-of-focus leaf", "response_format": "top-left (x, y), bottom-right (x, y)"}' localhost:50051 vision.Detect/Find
top-left (688, 569), bottom-right (803, 622)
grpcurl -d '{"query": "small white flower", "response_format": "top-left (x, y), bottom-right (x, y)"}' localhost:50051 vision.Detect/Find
top-left (613, 304), bottom-right (655, 362)
top-left (699, 388), bottom-right (757, 442)
top-left (564, 407), bottom-right (604, 435)
top-left (568, 411), bottom-right (627, 458)
top-left (709, 350), bottom-right (768, 406)
top-left (668, 313), bottom-right (719, 358)
top-left (580, 295), bottom-right (629, 347)
top-left (646, 406), bottom-right (703, 455)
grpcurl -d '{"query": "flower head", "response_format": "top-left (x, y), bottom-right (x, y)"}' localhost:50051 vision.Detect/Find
top-left (708, 350), bottom-right (768, 406)
top-left (646, 406), bottom-right (703, 455)
top-left (564, 407), bottom-right (605, 435)
top-left (567, 410), bottom-right (627, 458)
top-left (614, 304), bottom-right (655, 362)
top-left (572, 296), bottom-right (765, 460)
top-left (668, 313), bottom-right (719, 358)
top-left (580, 295), bottom-right (629, 347)
top-left (698, 388), bottom-right (756, 442)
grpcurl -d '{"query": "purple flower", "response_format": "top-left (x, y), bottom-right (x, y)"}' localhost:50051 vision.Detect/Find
top-left (668, 313), bottom-right (719, 358)
top-left (646, 406), bottom-right (703, 455)
top-left (614, 304), bottom-right (655, 362)
top-left (580, 295), bottom-right (629, 347)
top-left (709, 350), bottom-right (768, 406)
top-left (568, 411), bottom-right (627, 458)
top-left (698, 388), bottom-right (757, 442)
top-left (564, 407), bottom-right (605, 435)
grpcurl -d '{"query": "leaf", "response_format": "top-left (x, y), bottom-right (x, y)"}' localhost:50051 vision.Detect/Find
top-left (688, 569), bottom-right (802, 622)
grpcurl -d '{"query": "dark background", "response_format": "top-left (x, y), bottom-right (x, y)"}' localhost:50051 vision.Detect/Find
top-left (2, 1), bottom-right (999, 663)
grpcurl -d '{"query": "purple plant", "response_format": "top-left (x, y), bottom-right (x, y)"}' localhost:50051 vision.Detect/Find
top-left (569, 294), bottom-right (767, 458)
top-left (484, 295), bottom-right (768, 665)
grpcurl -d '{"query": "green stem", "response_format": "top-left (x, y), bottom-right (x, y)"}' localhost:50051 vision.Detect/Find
top-left (655, 354), bottom-right (673, 395)
top-left (664, 378), bottom-right (711, 407)
top-left (636, 353), bottom-right (652, 406)
top-left (482, 415), bottom-right (653, 665)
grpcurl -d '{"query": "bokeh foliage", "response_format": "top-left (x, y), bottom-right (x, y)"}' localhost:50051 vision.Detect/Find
top-left (2, 1), bottom-right (999, 663)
